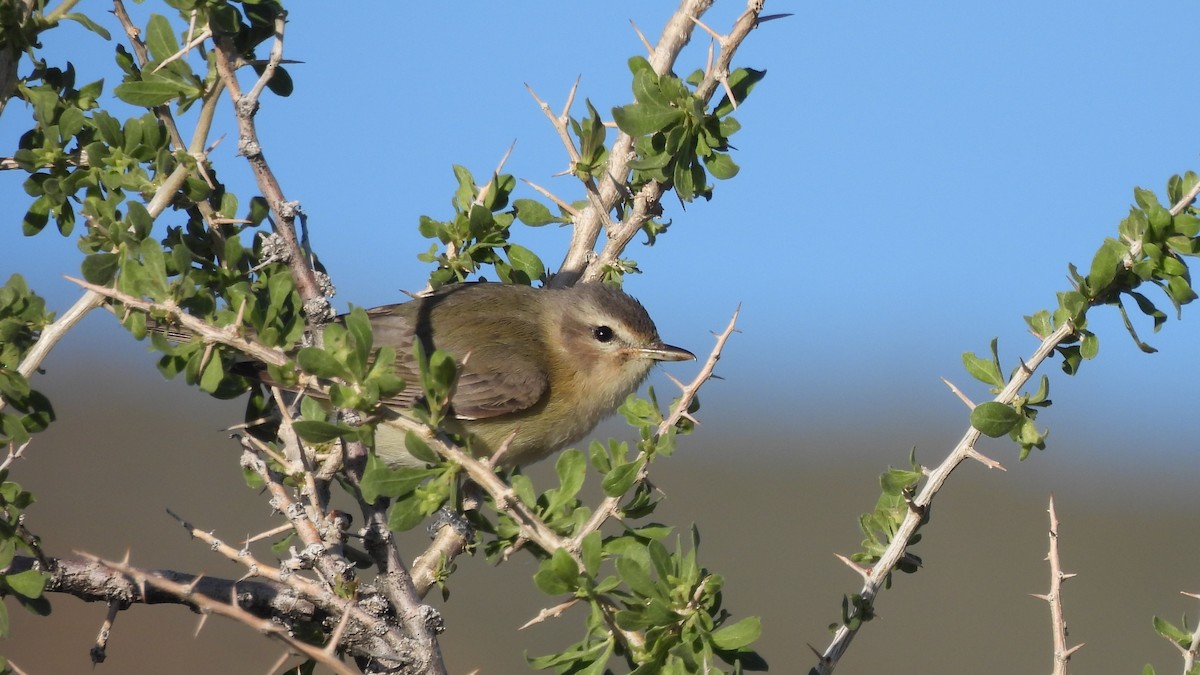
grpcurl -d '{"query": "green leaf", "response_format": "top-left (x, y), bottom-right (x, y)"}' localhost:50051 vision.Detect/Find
top-left (292, 420), bottom-right (348, 443)
top-left (880, 468), bottom-right (922, 496)
top-left (714, 67), bottom-right (767, 117)
top-left (534, 548), bottom-right (579, 595)
top-left (343, 307), bottom-right (373, 376)
top-left (616, 556), bottom-right (658, 600)
top-left (580, 531), bottom-right (602, 577)
top-left (297, 347), bottom-right (350, 381)
top-left (61, 13), bottom-right (113, 40)
top-left (513, 199), bottom-right (557, 226)
top-left (711, 616), bottom-right (762, 650)
top-left (1167, 275), bottom-right (1197, 305)
top-left (970, 402), bottom-right (1021, 438)
top-left (1174, 213), bottom-right (1200, 237)
top-left (612, 103), bottom-right (685, 137)
top-left (601, 460), bottom-right (641, 497)
top-left (198, 355), bottom-right (224, 393)
top-left (81, 252), bottom-right (119, 285)
top-left (4, 570), bottom-right (48, 599)
top-left (962, 351), bottom-right (1003, 388)
top-left (360, 453), bottom-right (433, 502)
top-left (386, 497), bottom-right (426, 532)
top-left (545, 449), bottom-right (586, 514)
top-left (506, 244), bottom-right (544, 281)
top-left (1134, 187), bottom-right (1160, 210)
top-left (1153, 615), bottom-right (1190, 646)
top-left (1079, 332), bottom-right (1099, 359)
top-left (113, 79), bottom-right (185, 107)
top-left (1087, 237), bottom-right (1127, 296)
top-left (144, 14), bottom-right (180, 63)
top-left (404, 431), bottom-right (440, 464)
top-left (704, 152), bottom-right (740, 180)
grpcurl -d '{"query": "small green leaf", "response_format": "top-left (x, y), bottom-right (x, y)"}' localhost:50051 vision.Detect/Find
top-left (1079, 332), bottom-right (1099, 359)
top-left (580, 531), bottom-right (602, 577)
top-left (970, 402), bottom-right (1021, 438)
top-left (144, 14), bottom-right (180, 63)
top-left (545, 449), bottom-right (586, 515)
top-left (61, 12), bottom-right (113, 40)
top-left (4, 570), bottom-right (48, 599)
top-left (601, 460), bottom-right (641, 497)
top-left (292, 420), bottom-right (348, 443)
top-left (404, 431), bottom-right (440, 464)
top-left (342, 307), bottom-right (373, 376)
top-left (1087, 238), bottom-right (1127, 296)
top-left (962, 352), bottom-right (1003, 388)
top-left (81, 253), bottom-right (119, 285)
top-left (711, 616), bottom-right (762, 650)
top-left (297, 347), bottom-right (350, 381)
top-left (113, 79), bottom-right (185, 107)
top-left (714, 67), bottom-right (767, 117)
top-left (704, 152), bottom-right (740, 180)
top-left (386, 497), bottom-right (426, 532)
top-left (198, 355), bottom-right (224, 393)
top-left (506, 244), bottom-right (544, 282)
top-left (880, 468), bottom-right (922, 496)
top-left (1153, 615), bottom-right (1190, 646)
top-left (616, 556), bottom-right (658, 600)
top-left (611, 103), bottom-right (685, 137)
top-left (360, 453), bottom-right (433, 502)
top-left (513, 199), bottom-right (557, 226)
top-left (533, 558), bottom-right (573, 595)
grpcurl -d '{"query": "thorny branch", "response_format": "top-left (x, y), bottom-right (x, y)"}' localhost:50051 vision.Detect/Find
top-left (1031, 497), bottom-right (1084, 675)
top-left (550, 0), bottom-right (767, 286)
top-left (814, 177), bottom-right (1200, 673)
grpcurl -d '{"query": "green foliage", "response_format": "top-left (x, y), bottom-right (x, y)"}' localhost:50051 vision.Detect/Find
top-left (615, 57), bottom-right (763, 203)
top-left (0, 277), bottom-right (55, 448)
top-left (528, 526), bottom-right (766, 674)
top-left (1150, 614), bottom-right (1200, 675)
top-left (417, 165), bottom-right (545, 288)
top-left (850, 449), bottom-right (925, 578)
top-left (0, 474), bottom-right (51, 637)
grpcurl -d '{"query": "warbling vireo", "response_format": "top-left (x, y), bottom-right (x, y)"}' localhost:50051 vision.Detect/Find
top-left (367, 282), bottom-right (694, 467)
top-left (215, 282), bottom-right (694, 468)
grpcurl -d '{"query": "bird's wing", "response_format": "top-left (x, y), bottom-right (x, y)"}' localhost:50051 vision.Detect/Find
top-left (367, 305), bottom-right (549, 420)
top-left (445, 360), bottom-right (549, 419)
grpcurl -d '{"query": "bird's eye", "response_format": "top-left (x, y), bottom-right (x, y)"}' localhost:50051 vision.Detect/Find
top-left (592, 325), bottom-right (615, 343)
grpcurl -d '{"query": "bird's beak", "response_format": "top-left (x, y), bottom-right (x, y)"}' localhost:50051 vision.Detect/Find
top-left (633, 342), bottom-right (696, 362)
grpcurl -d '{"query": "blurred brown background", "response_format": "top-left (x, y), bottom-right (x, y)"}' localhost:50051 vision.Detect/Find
top-left (4, 314), bottom-right (1199, 674)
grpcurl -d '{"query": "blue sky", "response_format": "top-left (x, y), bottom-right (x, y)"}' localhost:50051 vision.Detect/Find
top-left (3, 2), bottom-right (1200, 472)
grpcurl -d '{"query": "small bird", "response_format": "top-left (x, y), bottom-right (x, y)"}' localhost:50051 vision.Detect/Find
top-left (363, 282), bottom-right (695, 468)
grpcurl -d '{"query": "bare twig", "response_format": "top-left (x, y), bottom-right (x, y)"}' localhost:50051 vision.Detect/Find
top-left (89, 601), bottom-right (120, 665)
top-left (209, 9), bottom-right (324, 310)
top-left (80, 552), bottom-right (358, 675)
top-left (63, 276), bottom-right (290, 368)
top-left (1030, 496), bottom-right (1083, 674)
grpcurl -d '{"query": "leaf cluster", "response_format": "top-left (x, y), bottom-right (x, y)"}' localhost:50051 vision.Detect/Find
top-left (960, 174), bottom-right (1200, 459)
top-left (848, 449), bottom-right (924, 593)
top-left (615, 57), bottom-right (763, 203)
top-left (0, 475), bottom-right (49, 642)
top-left (530, 527), bottom-right (765, 675)
top-left (0, 276), bottom-right (54, 448)
top-left (418, 165), bottom-right (546, 289)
